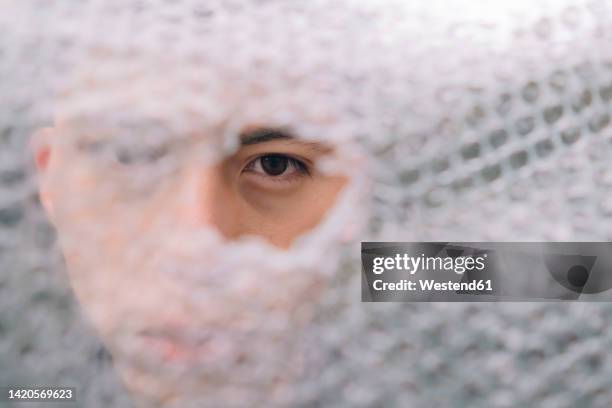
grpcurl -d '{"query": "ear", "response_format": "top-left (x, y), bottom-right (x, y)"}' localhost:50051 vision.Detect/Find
top-left (30, 127), bottom-right (56, 217)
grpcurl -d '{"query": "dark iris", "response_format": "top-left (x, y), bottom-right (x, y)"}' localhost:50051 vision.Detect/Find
top-left (260, 155), bottom-right (289, 176)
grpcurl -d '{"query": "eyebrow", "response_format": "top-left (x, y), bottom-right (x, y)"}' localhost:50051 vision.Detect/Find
top-left (239, 127), bottom-right (294, 145)
top-left (239, 126), bottom-right (331, 153)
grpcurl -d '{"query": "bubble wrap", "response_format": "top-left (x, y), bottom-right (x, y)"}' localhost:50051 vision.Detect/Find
top-left (2, 0), bottom-right (612, 407)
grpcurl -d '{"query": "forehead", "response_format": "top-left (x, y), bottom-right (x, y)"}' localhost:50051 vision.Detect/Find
top-left (55, 46), bottom-right (352, 146)
top-left (44, 0), bottom-right (584, 149)
top-left (47, 2), bottom-right (398, 146)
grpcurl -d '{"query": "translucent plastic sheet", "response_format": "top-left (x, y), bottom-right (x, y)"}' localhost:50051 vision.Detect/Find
top-left (2, 0), bottom-right (612, 407)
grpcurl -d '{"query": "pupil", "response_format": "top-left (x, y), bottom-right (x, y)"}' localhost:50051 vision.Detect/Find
top-left (261, 155), bottom-right (289, 176)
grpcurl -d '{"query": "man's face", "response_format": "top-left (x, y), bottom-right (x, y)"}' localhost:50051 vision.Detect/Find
top-left (34, 106), bottom-right (348, 403)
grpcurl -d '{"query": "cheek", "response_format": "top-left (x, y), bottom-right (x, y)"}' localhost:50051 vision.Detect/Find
top-left (309, 174), bottom-right (348, 213)
top-left (237, 175), bottom-right (348, 246)
top-left (49, 172), bottom-right (174, 331)
top-left (50, 162), bottom-right (162, 240)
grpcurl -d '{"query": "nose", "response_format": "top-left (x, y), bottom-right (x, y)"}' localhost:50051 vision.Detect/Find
top-left (172, 163), bottom-right (238, 239)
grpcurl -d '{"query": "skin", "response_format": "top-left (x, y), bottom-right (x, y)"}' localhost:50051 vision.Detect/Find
top-left (35, 123), bottom-right (346, 248)
top-left (33, 117), bottom-right (348, 404)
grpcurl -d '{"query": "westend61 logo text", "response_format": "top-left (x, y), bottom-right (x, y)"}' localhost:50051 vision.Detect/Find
top-left (372, 253), bottom-right (487, 275)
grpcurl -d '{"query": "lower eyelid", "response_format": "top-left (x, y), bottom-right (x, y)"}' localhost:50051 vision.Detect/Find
top-left (242, 164), bottom-right (310, 188)
top-left (242, 173), bottom-right (306, 191)
top-left (245, 167), bottom-right (305, 181)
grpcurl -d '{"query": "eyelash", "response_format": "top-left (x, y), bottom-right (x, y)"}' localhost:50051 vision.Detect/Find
top-left (242, 154), bottom-right (311, 180)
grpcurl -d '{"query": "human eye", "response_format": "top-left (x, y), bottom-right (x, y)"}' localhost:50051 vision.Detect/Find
top-left (112, 143), bottom-right (171, 166)
top-left (75, 137), bottom-right (173, 167)
top-left (71, 135), bottom-right (183, 199)
top-left (242, 154), bottom-right (311, 183)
